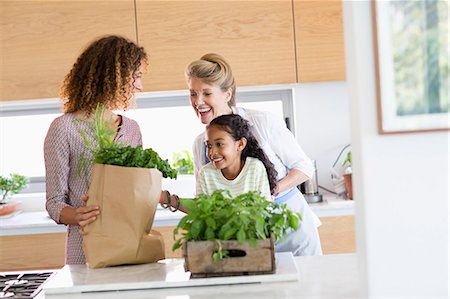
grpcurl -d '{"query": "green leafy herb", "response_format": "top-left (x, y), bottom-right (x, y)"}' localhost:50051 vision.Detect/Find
top-left (342, 151), bottom-right (352, 167)
top-left (95, 145), bottom-right (177, 178)
top-left (77, 104), bottom-right (177, 179)
top-left (172, 150), bottom-right (194, 175)
top-left (172, 190), bottom-right (302, 261)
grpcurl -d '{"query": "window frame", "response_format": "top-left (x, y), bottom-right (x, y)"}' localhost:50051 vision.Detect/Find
top-left (0, 86), bottom-right (296, 193)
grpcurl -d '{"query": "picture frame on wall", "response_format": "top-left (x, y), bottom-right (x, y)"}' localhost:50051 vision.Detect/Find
top-left (372, 0), bottom-right (449, 134)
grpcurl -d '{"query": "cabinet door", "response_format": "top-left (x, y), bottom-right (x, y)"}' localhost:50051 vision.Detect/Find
top-left (318, 215), bottom-right (355, 254)
top-left (136, 0), bottom-right (296, 92)
top-left (0, 233), bottom-right (66, 271)
top-left (0, 1), bottom-right (136, 101)
top-left (157, 226), bottom-right (183, 258)
top-left (294, 0), bottom-right (346, 82)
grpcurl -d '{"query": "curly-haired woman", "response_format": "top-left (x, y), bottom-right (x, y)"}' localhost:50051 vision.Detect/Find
top-left (44, 35), bottom-right (146, 264)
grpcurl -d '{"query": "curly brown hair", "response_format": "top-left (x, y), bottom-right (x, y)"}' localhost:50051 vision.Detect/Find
top-left (61, 35), bottom-right (147, 115)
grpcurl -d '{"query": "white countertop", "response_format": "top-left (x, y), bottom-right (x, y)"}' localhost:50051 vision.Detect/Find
top-left (0, 195), bottom-right (353, 236)
top-left (42, 253), bottom-right (361, 299)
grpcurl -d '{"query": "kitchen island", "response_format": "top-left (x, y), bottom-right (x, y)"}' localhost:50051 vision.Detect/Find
top-left (43, 253), bottom-right (361, 299)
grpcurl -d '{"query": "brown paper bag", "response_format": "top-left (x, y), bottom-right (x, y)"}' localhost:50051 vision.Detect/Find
top-left (83, 164), bottom-right (165, 268)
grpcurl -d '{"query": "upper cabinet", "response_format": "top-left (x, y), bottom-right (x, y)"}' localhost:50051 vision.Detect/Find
top-left (1, 0), bottom-right (346, 101)
top-left (294, 0), bottom-right (346, 82)
top-left (0, 1), bottom-right (136, 101)
top-left (135, 0), bottom-right (296, 92)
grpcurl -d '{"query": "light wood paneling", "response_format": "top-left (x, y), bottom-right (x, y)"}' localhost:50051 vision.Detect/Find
top-left (318, 215), bottom-right (355, 254)
top-left (0, 1), bottom-right (136, 101)
top-left (136, 0), bottom-right (296, 92)
top-left (294, 0), bottom-right (346, 82)
top-left (0, 233), bottom-right (66, 271)
top-left (156, 226), bottom-right (183, 258)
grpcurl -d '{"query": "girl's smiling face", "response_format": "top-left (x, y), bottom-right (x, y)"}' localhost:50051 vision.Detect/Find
top-left (206, 125), bottom-right (247, 180)
top-left (188, 77), bottom-right (233, 125)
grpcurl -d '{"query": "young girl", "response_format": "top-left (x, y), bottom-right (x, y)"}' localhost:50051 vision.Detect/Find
top-left (196, 114), bottom-right (278, 201)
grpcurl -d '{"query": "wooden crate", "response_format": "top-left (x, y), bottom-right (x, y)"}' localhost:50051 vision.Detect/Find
top-left (183, 237), bottom-right (275, 278)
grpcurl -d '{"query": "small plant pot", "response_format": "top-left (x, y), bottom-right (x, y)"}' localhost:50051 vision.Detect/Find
top-left (343, 173), bottom-right (353, 200)
top-left (183, 237), bottom-right (275, 278)
top-left (0, 200), bottom-right (22, 217)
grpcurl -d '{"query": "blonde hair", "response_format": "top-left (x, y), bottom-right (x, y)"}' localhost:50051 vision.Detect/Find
top-left (185, 53), bottom-right (236, 107)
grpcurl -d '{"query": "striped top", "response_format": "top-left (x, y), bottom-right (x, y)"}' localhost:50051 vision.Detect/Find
top-left (197, 157), bottom-right (272, 201)
top-left (44, 113), bottom-right (142, 264)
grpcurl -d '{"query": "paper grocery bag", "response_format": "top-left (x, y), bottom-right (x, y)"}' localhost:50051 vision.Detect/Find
top-left (83, 164), bottom-right (165, 268)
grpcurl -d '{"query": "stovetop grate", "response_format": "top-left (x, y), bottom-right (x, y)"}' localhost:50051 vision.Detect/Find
top-left (0, 272), bottom-right (54, 299)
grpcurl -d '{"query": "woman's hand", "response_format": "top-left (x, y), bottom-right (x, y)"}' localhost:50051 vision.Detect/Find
top-left (59, 194), bottom-right (100, 234)
top-left (77, 194), bottom-right (99, 229)
top-left (276, 169), bottom-right (310, 195)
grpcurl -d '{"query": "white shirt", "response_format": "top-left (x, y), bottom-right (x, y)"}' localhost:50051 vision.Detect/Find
top-left (197, 157), bottom-right (272, 201)
top-left (193, 107), bottom-right (314, 197)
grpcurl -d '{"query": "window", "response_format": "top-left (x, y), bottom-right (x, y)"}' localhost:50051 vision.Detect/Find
top-left (0, 88), bottom-right (294, 193)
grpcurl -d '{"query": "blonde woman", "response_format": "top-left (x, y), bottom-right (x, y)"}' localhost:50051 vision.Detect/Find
top-left (185, 53), bottom-right (322, 256)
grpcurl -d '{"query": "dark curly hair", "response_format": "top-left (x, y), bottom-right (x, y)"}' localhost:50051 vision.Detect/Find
top-left (61, 35), bottom-right (147, 115)
top-left (208, 114), bottom-right (278, 195)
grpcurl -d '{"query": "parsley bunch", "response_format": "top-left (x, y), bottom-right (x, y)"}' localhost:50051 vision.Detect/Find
top-left (95, 145), bottom-right (177, 178)
top-left (77, 105), bottom-right (177, 179)
top-left (172, 190), bottom-right (302, 260)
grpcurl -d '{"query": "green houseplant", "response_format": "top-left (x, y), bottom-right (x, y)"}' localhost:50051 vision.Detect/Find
top-left (171, 150), bottom-right (194, 175)
top-left (0, 173), bottom-right (29, 216)
top-left (173, 190), bottom-right (302, 276)
top-left (342, 151), bottom-right (353, 199)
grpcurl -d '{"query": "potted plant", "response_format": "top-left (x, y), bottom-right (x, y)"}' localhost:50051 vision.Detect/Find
top-left (342, 151), bottom-right (353, 199)
top-left (172, 150), bottom-right (194, 175)
top-left (0, 173), bottom-right (29, 217)
top-left (172, 190), bottom-right (302, 277)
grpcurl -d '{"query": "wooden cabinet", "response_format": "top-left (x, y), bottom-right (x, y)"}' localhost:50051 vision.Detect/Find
top-left (0, 233), bottom-right (66, 271)
top-left (0, 1), bottom-right (136, 101)
top-left (1, 0), bottom-right (346, 101)
top-left (135, 0), bottom-right (296, 92)
top-left (318, 215), bottom-right (355, 254)
top-left (157, 226), bottom-right (183, 259)
top-left (294, 0), bottom-right (346, 82)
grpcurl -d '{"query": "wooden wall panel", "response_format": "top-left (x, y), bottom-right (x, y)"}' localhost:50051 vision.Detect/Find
top-left (318, 216), bottom-right (356, 254)
top-left (0, 1), bottom-right (136, 101)
top-left (294, 0), bottom-right (346, 82)
top-left (0, 233), bottom-right (66, 271)
top-left (136, 0), bottom-right (296, 92)
top-left (157, 226), bottom-right (183, 258)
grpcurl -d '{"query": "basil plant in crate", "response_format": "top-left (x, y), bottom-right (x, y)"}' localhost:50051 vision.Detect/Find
top-left (0, 173), bottom-right (29, 217)
top-left (173, 190), bottom-right (302, 277)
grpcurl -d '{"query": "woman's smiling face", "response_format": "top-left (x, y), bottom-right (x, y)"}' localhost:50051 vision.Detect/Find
top-left (188, 77), bottom-right (233, 125)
